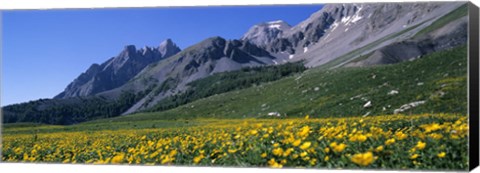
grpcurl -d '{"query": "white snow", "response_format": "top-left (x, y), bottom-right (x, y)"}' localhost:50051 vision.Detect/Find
top-left (344, 28), bottom-right (349, 32)
top-left (403, 25), bottom-right (407, 28)
top-left (341, 16), bottom-right (352, 24)
top-left (273, 60), bottom-right (278, 65)
top-left (350, 14), bottom-right (363, 23)
top-left (267, 20), bottom-right (284, 24)
top-left (341, 5), bottom-right (364, 26)
top-left (303, 47), bottom-right (308, 53)
top-left (268, 24), bottom-right (282, 29)
top-left (289, 54), bottom-right (295, 59)
top-left (330, 21), bottom-right (339, 31)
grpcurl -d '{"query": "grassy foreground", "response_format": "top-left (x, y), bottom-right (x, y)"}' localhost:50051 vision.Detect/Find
top-left (2, 113), bottom-right (468, 170)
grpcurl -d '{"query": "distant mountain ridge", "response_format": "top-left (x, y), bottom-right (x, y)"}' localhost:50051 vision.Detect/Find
top-left (55, 39), bottom-right (181, 99)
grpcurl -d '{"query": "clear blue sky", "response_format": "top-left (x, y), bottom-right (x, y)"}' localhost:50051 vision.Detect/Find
top-left (2, 5), bottom-right (323, 106)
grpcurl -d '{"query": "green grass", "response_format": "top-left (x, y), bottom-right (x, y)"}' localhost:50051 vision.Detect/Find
top-left (414, 4), bottom-right (468, 38)
top-left (96, 45), bottom-right (467, 123)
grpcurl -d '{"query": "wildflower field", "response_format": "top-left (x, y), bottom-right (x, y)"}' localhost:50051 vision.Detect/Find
top-left (2, 113), bottom-right (468, 170)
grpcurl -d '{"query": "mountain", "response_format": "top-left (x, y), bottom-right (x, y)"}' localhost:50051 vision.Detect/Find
top-left (54, 39), bottom-right (181, 99)
top-left (99, 36), bottom-right (278, 114)
top-left (242, 2), bottom-right (466, 67)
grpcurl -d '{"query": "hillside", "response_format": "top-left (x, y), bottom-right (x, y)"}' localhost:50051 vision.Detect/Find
top-left (97, 44), bottom-right (467, 123)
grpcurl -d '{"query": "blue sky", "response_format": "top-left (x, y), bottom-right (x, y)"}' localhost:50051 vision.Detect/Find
top-left (2, 5), bottom-right (323, 106)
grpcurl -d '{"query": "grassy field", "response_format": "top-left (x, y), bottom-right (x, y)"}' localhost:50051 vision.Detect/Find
top-left (2, 113), bottom-right (468, 170)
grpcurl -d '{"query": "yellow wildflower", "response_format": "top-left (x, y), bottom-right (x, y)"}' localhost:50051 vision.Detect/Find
top-left (324, 156), bottom-right (330, 161)
top-left (268, 158), bottom-right (282, 168)
top-left (385, 138), bottom-right (396, 145)
top-left (351, 152), bottom-right (375, 166)
top-left (415, 141), bottom-right (426, 150)
top-left (272, 148), bottom-right (283, 156)
top-left (395, 131), bottom-right (408, 140)
top-left (410, 154), bottom-right (419, 159)
top-left (292, 139), bottom-right (302, 147)
top-left (331, 143), bottom-right (347, 153)
top-left (261, 153), bottom-right (267, 158)
top-left (437, 152), bottom-right (446, 158)
top-left (299, 142), bottom-right (312, 150)
top-left (324, 147), bottom-right (330, 153)
top-left (375, 146), bottom-right (384, 152)
top-left (111, 153), bottom-right (125, 164)
top-left (228, 149), bottom-right (237, 153)
top-left (193, 155), bottom-right (204, 164)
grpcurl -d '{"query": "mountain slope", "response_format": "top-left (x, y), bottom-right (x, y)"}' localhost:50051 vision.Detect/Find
top-left (101, 45), bottom-right (467, 122)
top-left (55, 39), bottom-right (181, 99)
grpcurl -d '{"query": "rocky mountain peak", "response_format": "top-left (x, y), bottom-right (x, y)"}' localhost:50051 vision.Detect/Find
top-left (241, 20), bottom-right (292, 48)
top-left (55, 39), bottom-right (181, 99)
top-left (159, 38), bottom-right (181, 58)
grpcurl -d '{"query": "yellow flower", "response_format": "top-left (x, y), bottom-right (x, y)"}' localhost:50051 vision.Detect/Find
top-left (193, 155), bottom-right (204, 164)
top-left (332, 143), bottom-right (347, 153)
top-left (272, 148), bottom-right (283, 156)
top-left (395, 131), bottom-right (408, 140)
top-left (292, 139), bottom-right (302, 147)
top-left (300, 151), bottom-right (308, 157)
top-left (324, 147), bottom-right (330, 153)
top-left (428, 133), bottom-right (443, 140)
top-left (228, 149), bottom-right (237, 153)
top-left (169, 150), bottom-right (178, 157)
top-left (261, 152), bottom-right (267, 158)
top-left (299, 142), bottom-right (312, 150)
top-left (415, 141), bottom-right (426, 150)
top-left (351, 152), bottom-right (375, 166)
top-left (324, 156), bottom-right (330, 161)
top-left (298, 126), bottom-right (311, 137)
top-left (437, 152), bottom-right (446, 158)
top-left (111, 153), bottom-right (125, 164)
top-left (410, 154), bottom-right (419, 159)
top-left (385, 138), bottom-right (395, 145)
top-left (375, 146), bottom-right (384, 152)
top-left (268, 158), bottom-right (283, 168)
top-left (421, 123), bottom-right (442, 133)
top-left (250, 130), bottom-right (258, 135)
top-left (304, 115), bottom-right (309, 119)
top-left (283, 148), bottom-right (293, 157)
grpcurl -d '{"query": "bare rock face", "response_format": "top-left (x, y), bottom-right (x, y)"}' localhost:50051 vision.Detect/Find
top-left (241, 20), bottom-right (292, 48)
top-left (116, 36), bottom-right (278, 114)
top-left (241, 2), bottom-right (465, 68)
top-left (55, 39), bottom-right (181, 99)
